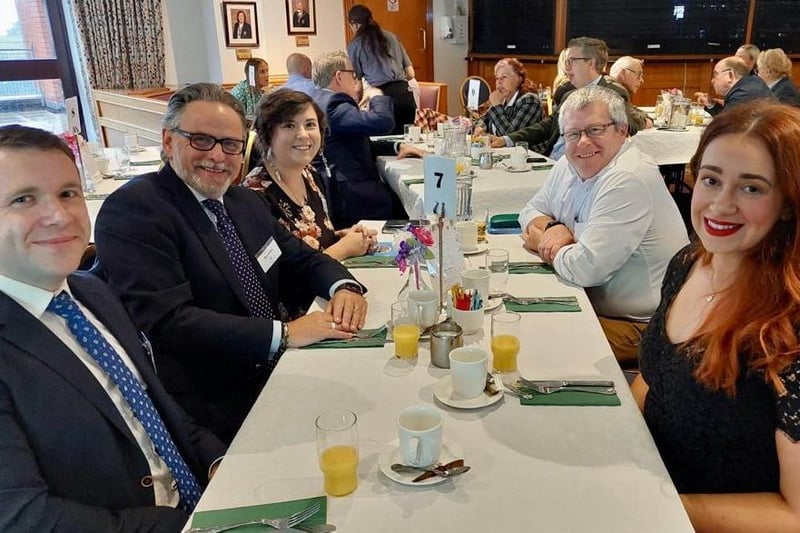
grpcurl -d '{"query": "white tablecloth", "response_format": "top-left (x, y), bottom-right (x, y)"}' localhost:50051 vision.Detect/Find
top-left (379, 148), bottom-right (553, 219)
top-left (189, 232), bottom-right (692, 533)
top-left (630, 126), bottom-right (703, 166)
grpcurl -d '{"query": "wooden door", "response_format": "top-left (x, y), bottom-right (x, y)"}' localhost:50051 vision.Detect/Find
top-left (342, 0), bottom-right (433, 82)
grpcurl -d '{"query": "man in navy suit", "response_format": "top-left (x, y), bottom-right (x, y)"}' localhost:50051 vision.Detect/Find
top-left (0, 125), bottom-right (226, 531)
top-left (95, 83), bottom-right (367, 444)
top-left (698, 56), bottom-right (775, 116)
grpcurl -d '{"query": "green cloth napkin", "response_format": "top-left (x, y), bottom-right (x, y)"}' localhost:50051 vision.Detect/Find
top-left (302, 326), bottom-right (388, 349)
top-left (190, 495), bottom-right (327, 530)
top-left (401, 176), bottom-right (425, 185)
top-left (508, 262), bottom-right (554, 274)
top-left (520, 389), bottom-right (621, 406)
top-left (531, 163), bottom-right (554, 171)
top-left (503, 298), bottom-right (581, 313)
top-left (342, 255), bottom-right (397, 268)
top-left (130, 159), bottom-right (161, 166)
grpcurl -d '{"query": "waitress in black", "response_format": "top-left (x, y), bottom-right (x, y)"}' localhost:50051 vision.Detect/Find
top-left (346, 4), bottom-right (416, 135)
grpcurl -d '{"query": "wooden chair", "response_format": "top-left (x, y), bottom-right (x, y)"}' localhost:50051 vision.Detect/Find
top-left (236, 130), bottom-right (260, 185)
top-left (459, 76), bottom-right (491, 117)
top-left (417, 81), bottom-right (448, 114)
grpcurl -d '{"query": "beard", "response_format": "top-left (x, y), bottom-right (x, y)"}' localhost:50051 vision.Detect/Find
top-left (172, 157), bottom-right (234, 199)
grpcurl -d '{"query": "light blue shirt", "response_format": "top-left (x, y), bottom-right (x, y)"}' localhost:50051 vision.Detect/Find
top-left (279, 74), bottom-right (319, 98)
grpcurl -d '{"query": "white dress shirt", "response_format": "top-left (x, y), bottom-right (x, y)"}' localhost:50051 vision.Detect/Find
top-left (518, 142), bottom-right (689, 320)
top-left (0, 275), bottom-right (179, 507)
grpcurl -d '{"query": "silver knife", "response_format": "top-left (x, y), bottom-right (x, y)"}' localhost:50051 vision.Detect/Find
top-left (519, 378), bottom-right (614, 388)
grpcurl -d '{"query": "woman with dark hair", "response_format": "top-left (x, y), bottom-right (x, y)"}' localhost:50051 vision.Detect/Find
top-left (473, 58), bottom-right (542, 136)
top-left (347, 4), bottom-right (416, 135)
top-left (230, 58), bottom-right (269, 117)
top-left (232, 10), bottom-right (252, 39)
top-left (243, 90), bottom-right (376, 261)
top-left (632, 102), bottom-right (800, 531)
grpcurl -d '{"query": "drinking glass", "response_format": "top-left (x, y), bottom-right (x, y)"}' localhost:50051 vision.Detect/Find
top-left (124, 132), bottom-right (139, 152)
top-left (485, 248), bottom-right (509, 297)
top-left (491, 311), bottom-right (521, 373)
top-left (115, 147), bottom-right (131, 175)
top-left (315, 409), bottom-right (359, 496)
top-left (391, 300), bottom-right (422, 359)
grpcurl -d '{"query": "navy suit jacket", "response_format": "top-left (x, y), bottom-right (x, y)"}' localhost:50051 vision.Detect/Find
top-left (94, 164), bottom-right (357, 442)
top-left (708, 75), bottom-right (775, 115)
top-left (771, 77), bottom-right (800, 107)
top-left (314, 90), bottom-right (404, 227)
top-left (233, 22), bottom-right (252, 39)
top-left (0, 272), bottom-right (225, 532)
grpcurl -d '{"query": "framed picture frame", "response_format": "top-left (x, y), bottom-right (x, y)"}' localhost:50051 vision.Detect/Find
top-left (286, 0), bottom-right (316, 35)
top-left (223, 2), bottom-right (259, 48)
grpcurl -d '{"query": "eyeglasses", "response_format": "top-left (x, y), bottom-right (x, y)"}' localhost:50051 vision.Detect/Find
top-left (712, 68), bottom-right (732, 80)
top-left (338, 69), bottom-right (358, 80)
top-left (564, 57), bottom-right (591, 68)
top-left (171, 128), bottom-right (245, 155)
top-left (562, 122), bottom-right (616, 144)
top-left (624, 67), bottom-right (644, 80)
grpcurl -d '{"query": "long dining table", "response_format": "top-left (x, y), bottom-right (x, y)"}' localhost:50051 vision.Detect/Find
top-left (378, 147), bottom-right (554, 219)
top-left (187, 230), bottom-right (693, 532)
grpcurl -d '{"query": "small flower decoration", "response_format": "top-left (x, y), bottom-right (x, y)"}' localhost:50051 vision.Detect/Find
top-left (450, 115), bottom-right (472, 131)
top-left (394, 224), bottom-right (435, 274)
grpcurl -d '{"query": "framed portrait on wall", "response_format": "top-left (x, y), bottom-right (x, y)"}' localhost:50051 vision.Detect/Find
top-left (286, 0), bottom-right (316, 35)
top-left (223, 2), bottom-right (259, 47)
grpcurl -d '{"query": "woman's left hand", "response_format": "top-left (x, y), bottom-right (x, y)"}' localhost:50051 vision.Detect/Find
top-left (489, 89), bottom-right (505, 106)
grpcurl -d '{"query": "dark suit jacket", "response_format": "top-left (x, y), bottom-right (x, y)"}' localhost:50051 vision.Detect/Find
top-left (771, 77), bottom-right (800, 107)
top-left (707, 75), bottom-right (775, 116)
top-left (233, 22), bottom-right (252, 39)
top-left (314, 90), bottom-right (405, 228)
top-left (509, 76), bottom-right (639, 156)
top-left (293, 10), bottom-right (310, 27)
top-left (0, 272), bottom-right (225, 532)
top-left (94, 164), bottom-right (357, 442)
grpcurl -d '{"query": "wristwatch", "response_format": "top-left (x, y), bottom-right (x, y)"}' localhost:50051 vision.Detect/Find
top-left (544, 220), bottom-right (565, 231)
top-left (336, 282), bottom-right (364, 295)
top-left (275, 321), bottom-right (290, 358)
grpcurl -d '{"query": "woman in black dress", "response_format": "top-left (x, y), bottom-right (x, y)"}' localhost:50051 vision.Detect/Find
top-left (632, 102), bottom-right (800, 531)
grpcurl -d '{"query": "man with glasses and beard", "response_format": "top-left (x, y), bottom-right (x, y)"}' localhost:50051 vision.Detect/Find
top-left (518, 86), bottom-right (688, 366)
top-left (94, 83), bottom-right (367, 444)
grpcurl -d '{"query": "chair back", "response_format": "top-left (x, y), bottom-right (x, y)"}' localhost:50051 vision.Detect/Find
top-left (460, 76), bottom-right (491, 115)
top-left (417, 82), bottom-right (448, 114)
top-left (237, 130), bottom-right (260, 184)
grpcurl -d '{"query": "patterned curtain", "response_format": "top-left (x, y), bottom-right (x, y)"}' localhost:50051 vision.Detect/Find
top-left (69, 0), bottom-right (165, 89)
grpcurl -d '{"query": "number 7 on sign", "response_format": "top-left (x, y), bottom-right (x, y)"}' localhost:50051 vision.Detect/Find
top-left (423, 155), bottom-right (456, 218)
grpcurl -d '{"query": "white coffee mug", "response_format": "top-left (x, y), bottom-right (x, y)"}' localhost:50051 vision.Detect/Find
top-left (408, 290), bottom-right (439, 329)
top-left (449, 346), bottom-right (489, 399)
top-left (455, 221), bottom-right (478, 252)
top-left (397, 406), bottom-right (443, 467)
top-left (461, 268), bottom-right (490, 301)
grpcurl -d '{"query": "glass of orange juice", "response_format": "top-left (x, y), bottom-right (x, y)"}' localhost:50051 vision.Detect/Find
top-left (316, 409), bottom-right (359, 496)
top-left (491, 311), bottom-right (521, 373)
top-left (391, 300), bottom-right (422, 359)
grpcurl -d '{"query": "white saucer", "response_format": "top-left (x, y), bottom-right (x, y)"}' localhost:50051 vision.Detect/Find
top-left (500, 162), bottom-right (530, 173)
top-left (483, 297), bottom-right (502, 312)
top-left (378, 438), bottom-right (465, 486)
top-left (433, 375), bottom-right (504, 409)
top-left (463, 243), bottom-right (489, 255)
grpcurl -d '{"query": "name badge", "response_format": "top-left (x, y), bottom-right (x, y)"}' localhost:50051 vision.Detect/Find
top-left (256, 237), bottom-right (282, 273)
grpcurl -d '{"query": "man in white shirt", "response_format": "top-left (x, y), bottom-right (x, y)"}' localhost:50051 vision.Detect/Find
top-left (519, 86), bottom-right (689, 363)
top-left (0, 124), bottom-right (225, 531)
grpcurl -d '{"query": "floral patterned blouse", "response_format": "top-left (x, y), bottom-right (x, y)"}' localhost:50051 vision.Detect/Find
top-left (242, 165), bottom-right (337, 251)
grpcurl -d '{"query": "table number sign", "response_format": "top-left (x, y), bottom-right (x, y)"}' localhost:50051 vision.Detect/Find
top-left (423, 155), bottom-right (457, 218)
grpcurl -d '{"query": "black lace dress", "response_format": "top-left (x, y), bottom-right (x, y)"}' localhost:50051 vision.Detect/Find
top-left (640, 245), bottom-right (800, 494)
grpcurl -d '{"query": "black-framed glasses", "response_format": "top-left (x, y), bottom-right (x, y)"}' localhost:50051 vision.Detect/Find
top-left (564, 57), bottom-right (591, 68)
top-left (562, 122), bottom-right (616, 144)
top-left (624, 67), bottom-right (644, 80)
top-left (171, 128), bottom-right (245, 155)
top-left (338, 69), bottom-right (358, 80)
top-left (712, 68), bottom-right (732, 80)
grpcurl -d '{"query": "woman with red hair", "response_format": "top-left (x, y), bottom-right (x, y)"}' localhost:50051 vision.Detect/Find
top-left (632, 101), bottom-right (800, 531)
top-left (474, 58), bottom-right (542, 136)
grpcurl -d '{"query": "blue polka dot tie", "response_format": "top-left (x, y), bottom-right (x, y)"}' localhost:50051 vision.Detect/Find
top-left (48, 292), bottom-right (202, 512)
top-left (202, 199), bottom-right (275, 320)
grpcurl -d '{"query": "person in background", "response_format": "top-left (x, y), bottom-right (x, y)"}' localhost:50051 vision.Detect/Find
top-left (632, 102), bottom-right (800, 532)
top-left (735, 43), bottom-right (760, 76)
top-left (278, 52), bottom-right (318, 98)
top-left (757, 48), bottom-right (800, 107)
top-left (697, 57), bottom-right (774, 116)
top-left (313, 50), bottom-right (420, 228)
top-left (347, 4), bottom-right (416, 135)
top-left (518, 86), bottom-right (688, 364)
top-left (243, 90), bottom-right (377, 261)
top-left (0, 125), bottom-right (225, 531)
top-left (230, 58), bottom-right (270, 117)
top-left (473, 57), bottom-right (542, 136)
top-left (232, 10), bottom-right (252, 39)
top-left (609, 56), bottom-right (653, 128)
top-left (551, 48), bottom-right (571, 109)
top-left (94, 83), bottom-right (367, 444)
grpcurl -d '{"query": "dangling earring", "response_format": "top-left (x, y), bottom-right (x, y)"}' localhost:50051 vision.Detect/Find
top-left (266, 147), bottom-right (281, 181)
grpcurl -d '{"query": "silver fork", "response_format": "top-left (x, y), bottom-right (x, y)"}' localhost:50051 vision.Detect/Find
top-left (185, 501), bottom-right (321, 533)
top-left (522, 382), bottom-right (617, 395)
top-left (503, 295), bottom-right (578, 305)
